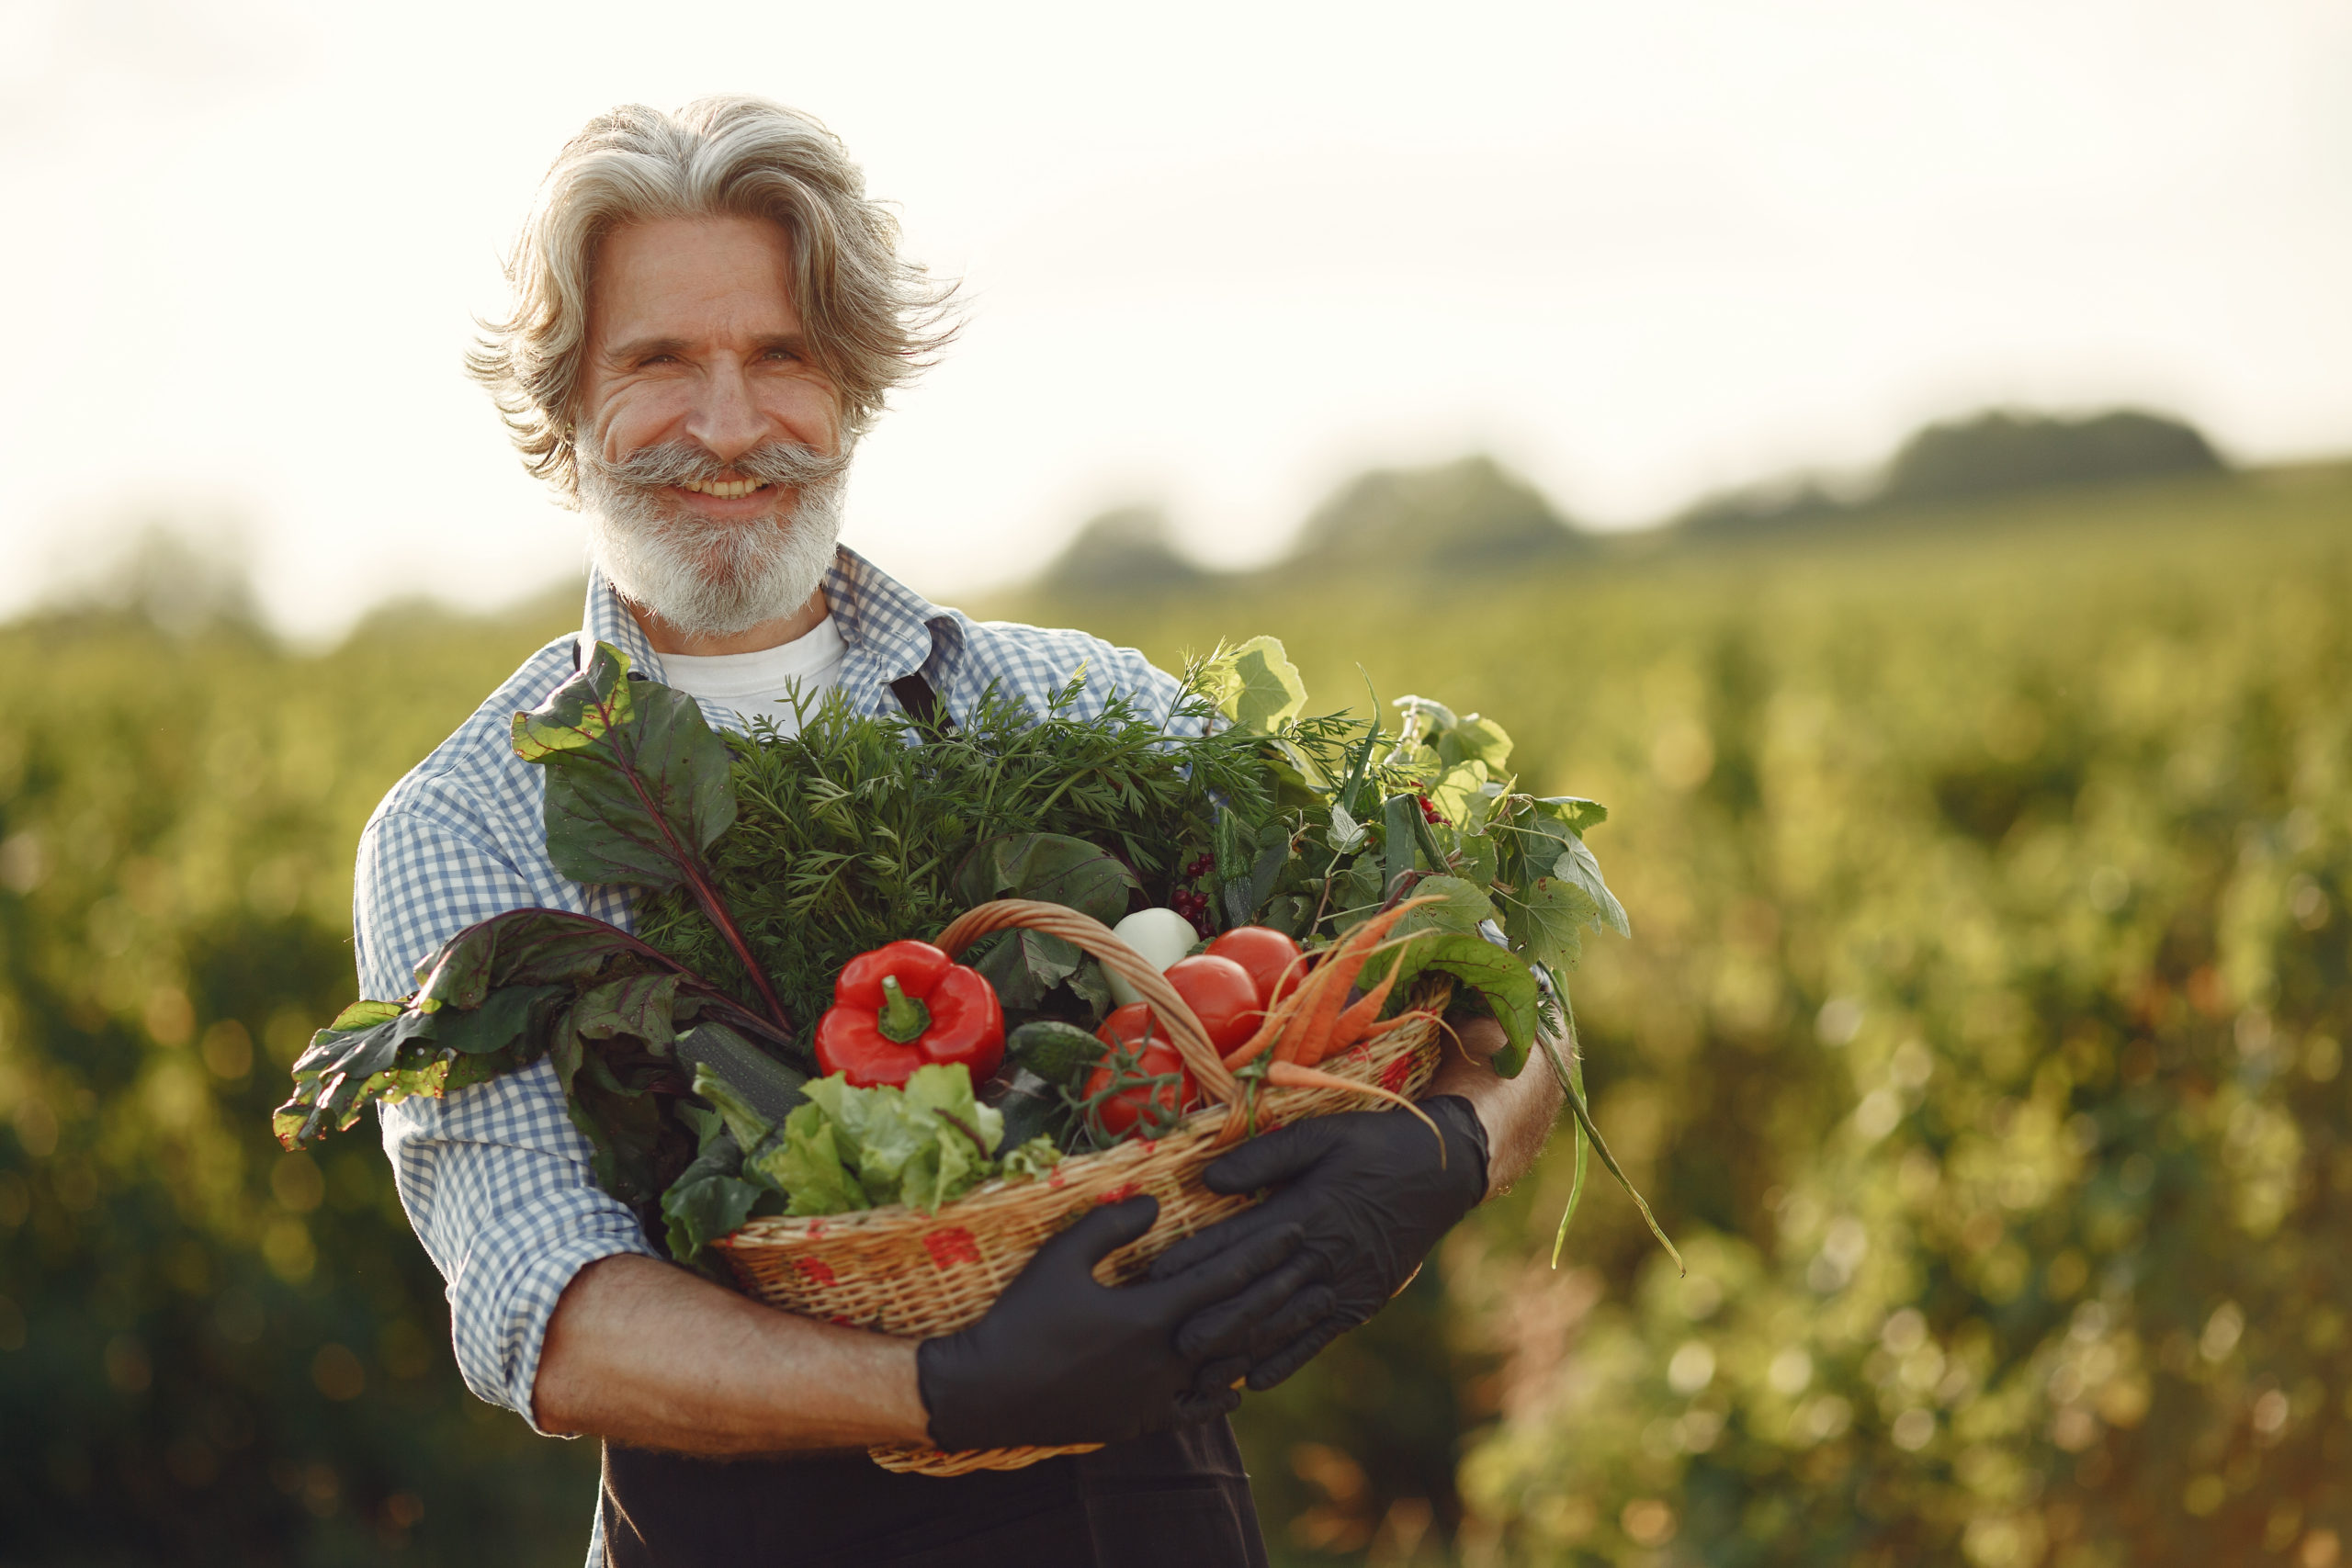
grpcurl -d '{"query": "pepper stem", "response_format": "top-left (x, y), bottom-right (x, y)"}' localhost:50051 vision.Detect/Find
top-left (876, 975), bottom-right (933, 1044)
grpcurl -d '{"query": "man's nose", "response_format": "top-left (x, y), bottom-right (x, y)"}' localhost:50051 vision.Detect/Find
top-left (683, 360), bottom-right (769, 468)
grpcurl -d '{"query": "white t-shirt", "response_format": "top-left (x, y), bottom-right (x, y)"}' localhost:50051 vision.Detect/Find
top-left (655, 615), bottom-right (848, 737)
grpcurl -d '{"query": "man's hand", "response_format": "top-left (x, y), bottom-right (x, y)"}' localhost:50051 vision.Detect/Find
top-left (918, 1195), bottom-right (1329, 1450)
top-left (1147, 1098), bottom-right (1488, 1391)
top-left (1147, 1011), bottom-right (1566, 1392)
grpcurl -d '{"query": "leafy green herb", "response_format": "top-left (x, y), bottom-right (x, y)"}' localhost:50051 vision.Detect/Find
top-left (637, 673), bottom-right (1280, 1043)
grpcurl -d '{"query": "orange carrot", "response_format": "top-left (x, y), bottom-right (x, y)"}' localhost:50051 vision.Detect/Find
top-left (1311, 933), bottom-right (1424, 1065)
top-left (1221, 969), bottom-right (1317, 1069)
top-left (1279, 964), bottom-right (1354, 1072)
top-left (1262, 1061), bottom-right (1444, 1156)
top-left (1282, 898), bottom-right (1438, 1066)
top-left (1350, 1010), bottom-right (1436, 1046)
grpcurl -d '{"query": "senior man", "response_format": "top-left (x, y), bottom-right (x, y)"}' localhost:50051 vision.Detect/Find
top-left (362, 96), bottom-right (1563, 1567)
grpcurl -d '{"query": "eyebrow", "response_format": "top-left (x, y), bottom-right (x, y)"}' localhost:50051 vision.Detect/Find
top-left (602, 333), bottom-right (811, 365)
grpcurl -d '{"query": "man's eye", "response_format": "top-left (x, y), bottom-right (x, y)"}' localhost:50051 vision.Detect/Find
top-left (763, 347), bottom-right (798, 363)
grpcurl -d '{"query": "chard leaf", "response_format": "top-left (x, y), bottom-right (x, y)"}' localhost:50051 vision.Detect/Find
top-left (325, 999), bottom-right (402, 1033)
top-left (513, 643), bottom-right (738, 889)
top-left (572, 973), bottom-right (682, 1049)
top-left (434, 984), bottom-right (565, 1056)
top-left (1065, 956), bottom-right (1114, 1021)
top-left (1369, 930), bottom-right (1538, 1077)
top-left (513, 643), bottom-right (786, 1030)
top-left (967, 929), bottom-right (1082, 1010)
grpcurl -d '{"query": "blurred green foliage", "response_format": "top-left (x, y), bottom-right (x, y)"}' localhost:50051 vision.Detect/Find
top-left (0, 592), bottom-right (599, 1565)
top-left (1002, 461), bottom-right (2352, 1566)
top-left (3, 459), bottom-right (2347, 1565)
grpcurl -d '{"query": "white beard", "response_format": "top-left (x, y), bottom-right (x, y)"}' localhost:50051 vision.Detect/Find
top-left (580, 450), bottom-right (850, 640)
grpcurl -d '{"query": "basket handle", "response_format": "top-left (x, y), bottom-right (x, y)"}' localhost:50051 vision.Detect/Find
top-left (933, 900), bottom-right (1242, 1114)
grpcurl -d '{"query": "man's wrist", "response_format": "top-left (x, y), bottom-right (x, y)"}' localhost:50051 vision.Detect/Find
top-left (1425, 1022), bottom-right (1564, 1199)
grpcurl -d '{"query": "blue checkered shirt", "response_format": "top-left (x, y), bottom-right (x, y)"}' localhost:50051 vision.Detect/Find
top-left (359, 547), bottom-right (1186, 1428)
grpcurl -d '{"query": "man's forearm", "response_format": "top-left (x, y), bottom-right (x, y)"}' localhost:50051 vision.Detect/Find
top-left (535, 1254), bottom-right (930, 1454)
top-left (1426, 1017), bottom-right (1566, 1196)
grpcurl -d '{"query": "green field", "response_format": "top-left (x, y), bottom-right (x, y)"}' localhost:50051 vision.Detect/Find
top-left (3, 461), bottom-right (2347, 1564)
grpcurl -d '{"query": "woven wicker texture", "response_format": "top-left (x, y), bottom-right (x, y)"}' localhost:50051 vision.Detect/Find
top-left (714, 900), bottom-right (1446, 1477)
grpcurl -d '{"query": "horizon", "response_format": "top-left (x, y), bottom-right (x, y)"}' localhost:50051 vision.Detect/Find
top-left (4, 0), bottom-right (2347, 638)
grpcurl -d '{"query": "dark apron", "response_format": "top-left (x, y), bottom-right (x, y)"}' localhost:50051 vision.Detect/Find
top-left (597, 1419), bottom-right (1270, 1568)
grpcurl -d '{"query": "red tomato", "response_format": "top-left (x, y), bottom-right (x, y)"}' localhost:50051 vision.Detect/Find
top-left (1206, 927), bottom-right (1306, 1010)
top-left (1084, 1003), bottom-right (1195, 1138)
top-left (1162, 954), bottom-right (1261, 1055)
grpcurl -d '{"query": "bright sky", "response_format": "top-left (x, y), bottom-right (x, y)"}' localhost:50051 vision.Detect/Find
top-left (4, 0), bottom-right (2347, 637)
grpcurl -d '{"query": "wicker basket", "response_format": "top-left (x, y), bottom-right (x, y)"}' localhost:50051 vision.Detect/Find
top-left (715, 898), bottom-right (1445, 1477)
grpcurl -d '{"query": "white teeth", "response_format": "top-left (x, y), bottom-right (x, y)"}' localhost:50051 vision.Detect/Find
top-left (681, 479), bottom-right (765, 499)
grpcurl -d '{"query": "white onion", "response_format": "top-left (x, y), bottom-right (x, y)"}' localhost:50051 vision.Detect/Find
top-left (1105, 907), bottom-right (1199, 1008)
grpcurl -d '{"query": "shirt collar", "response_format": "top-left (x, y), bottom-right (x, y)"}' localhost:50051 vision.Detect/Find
top-left (577, 545), bottom-right (957, 705)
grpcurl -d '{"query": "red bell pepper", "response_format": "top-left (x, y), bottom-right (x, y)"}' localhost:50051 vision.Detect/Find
top-left (814, 940), bottom-right (1005, 1089)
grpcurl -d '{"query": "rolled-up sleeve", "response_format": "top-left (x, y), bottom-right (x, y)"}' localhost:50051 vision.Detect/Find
top-left (357, 805), bottom-right (660, 1428)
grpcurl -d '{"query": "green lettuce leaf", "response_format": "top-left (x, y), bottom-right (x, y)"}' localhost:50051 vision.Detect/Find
top-left (751, 1065), bottom-right (1049, 1217)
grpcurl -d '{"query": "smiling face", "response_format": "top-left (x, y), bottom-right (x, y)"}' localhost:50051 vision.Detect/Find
top-left (574, 214), bottom-right (852, 652)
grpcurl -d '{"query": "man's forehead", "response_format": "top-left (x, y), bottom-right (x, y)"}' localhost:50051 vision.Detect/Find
top-left (590, 214), bottom-right (801, 340)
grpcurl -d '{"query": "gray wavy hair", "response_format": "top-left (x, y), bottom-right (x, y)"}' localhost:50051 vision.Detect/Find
top-left (468, 96), bottom-right (956, 498)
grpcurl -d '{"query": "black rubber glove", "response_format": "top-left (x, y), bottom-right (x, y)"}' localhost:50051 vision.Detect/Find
top-left (1149, 1096), bottom-right (1489, 1391)
top-left (917, 1195), bottom-right (1331, 1450)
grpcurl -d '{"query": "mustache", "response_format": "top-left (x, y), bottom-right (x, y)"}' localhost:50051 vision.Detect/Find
top-left (592, 438), bottom-right (853, 492)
